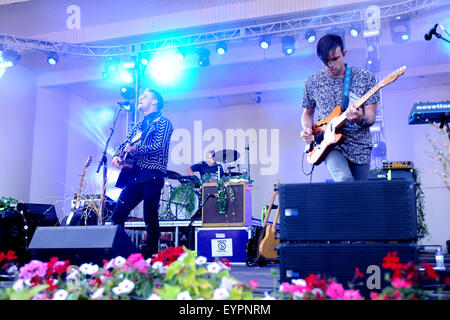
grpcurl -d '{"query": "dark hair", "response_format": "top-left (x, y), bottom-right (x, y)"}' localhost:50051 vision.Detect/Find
top-left (316, 34), bottom-right (345, 66)
top-left (207, 150), bottom-right (215, 157)
top-left (146, 88), bottom-right (164, 110)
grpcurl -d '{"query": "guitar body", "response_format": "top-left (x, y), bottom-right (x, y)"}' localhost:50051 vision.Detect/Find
top-left (115, 159), bottom-right (137, 188)
top-left (306, 105), bottom-right (346, 165)
top-left (259, 225), bottom-right (280, 259)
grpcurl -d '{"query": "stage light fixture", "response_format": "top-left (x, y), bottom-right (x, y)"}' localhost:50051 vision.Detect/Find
top-left (282, 35), bottom-right (296, 56)
top-left (120, 86), bottom-right (135, 101)
top-left (259, 36), bottom-right (271, 49)
top-left (139, 52), bottom-right (150, 66)
top-left (3, 49), bottom-right (21, 66)
top-left (305, 29), bottom-right (317, 43)
top-left (197, 47), bottom-right (210, 67)
top-left (390, 16), bottom-right (411, 43)
top-left (47, 51), bottom-right (59, 65)
top-left (216, 41), bottom-right (228, 55)
top-left (176, 47), bottom-right (187, 60)
top-left (349, 23), bottom-right (361, 38)
top-left (366, 47), bottom-right (380, 73)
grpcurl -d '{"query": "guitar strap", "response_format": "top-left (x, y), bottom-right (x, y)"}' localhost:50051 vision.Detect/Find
top-left (341, 64), bottom-right (352, 111)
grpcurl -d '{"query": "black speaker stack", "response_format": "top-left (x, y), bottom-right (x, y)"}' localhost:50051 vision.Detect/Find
top-left (278, 180), bottom-right (419, 296)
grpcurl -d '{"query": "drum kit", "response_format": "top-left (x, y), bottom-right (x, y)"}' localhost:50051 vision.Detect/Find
top-left (158, 149), bottom-right (246, 220)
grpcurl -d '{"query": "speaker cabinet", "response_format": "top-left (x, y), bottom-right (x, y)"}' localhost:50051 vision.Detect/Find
top-left (279, 243), bottom-right (418, 297)
top-left (202, 182), bottom-right (252, 227)
top-left (279, 180), bottom-right (418, 241)
top-left (29, 225), bottom-right (139, 265)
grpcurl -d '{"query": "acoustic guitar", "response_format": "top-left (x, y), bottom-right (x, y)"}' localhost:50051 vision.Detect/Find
top-left (305, 66), bottom-right (406, 165)
top-left (115, 131), bottom-right (142, 188)
top-left (254, 180), bottom-right (279, 263)
top-left (62, 156), bottom-right (92, 226)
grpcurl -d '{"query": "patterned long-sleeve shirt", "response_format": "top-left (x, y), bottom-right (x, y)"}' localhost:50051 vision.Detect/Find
top-left (114, 111), bottom-right (173, 181)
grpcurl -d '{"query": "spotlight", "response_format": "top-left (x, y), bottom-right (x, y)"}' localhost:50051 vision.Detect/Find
top-left (176, 47), bottom-right (187, 60)
top-left (216, 41), bottom-right (227, 55)
top-left (139, 52), bottom-right (150, 66)
top-left (366, 46), bottom-right (380, 73)
top-left (259, 36), bottom-right (271, 49)
top-left (349, 23), bottom-right (361, 38)
top-left (120, 86), bottom-right (135, 101)
top-left (390, 17), bottom-right (410, 43)
top-left (305, 29), bottom-right (317, 43)
top-left (47, 51), bottom-right (59, 65)
top-left (282, 35), bottom-right (296, 56)
top-left (197, 47), bottom-right (210, 67)
top-left (3, 49), bottom-right (21, 66)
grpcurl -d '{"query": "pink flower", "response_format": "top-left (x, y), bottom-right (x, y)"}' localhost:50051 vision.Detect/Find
top-left (250, 280), bottom-right (258, 289)
top-left (125, 253), bottom-right (148, 272)
top-left (325, 282), bottom-right (345, 300)
top-left (343, 289), bottom-right (363, 300)
top-left (392, 277), bottom-right (412, 289)
top-left (19, 260), bottom-right (48, 280)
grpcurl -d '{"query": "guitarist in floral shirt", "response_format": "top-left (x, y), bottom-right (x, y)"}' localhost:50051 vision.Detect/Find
top-left (111, 88), bottom-right (173, 258)
top-left (300, 34), bottom-right (380, 181)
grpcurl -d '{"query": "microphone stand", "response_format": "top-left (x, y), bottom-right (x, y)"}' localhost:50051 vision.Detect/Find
top-left (245, 144), bottom-right (251, 181)
top-left (186, 194), bottom-right (216, 250)
top-left (96, 103), bottom-right (123, 224)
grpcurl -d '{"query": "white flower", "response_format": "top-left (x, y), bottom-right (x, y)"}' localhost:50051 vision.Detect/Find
top-left (292, 279), bottom-right (307, 287)
top-left (91, 288), bottom-right (104, 300)
top-left (145, 258), bottom-right (152, 266)
top-left (207, 262), bottom-right (221, 274)
top-left (147, 293), bottom-right (161, 300)
top-left (7, 265), bottom-right (18, 275)
top-left (195, 256), bottom-right (207, 265)
top-left (220, 277), bottom-right (237, 291)
top-left (113, 256), bottom-right (126, 269)
top-left (152, 261), bottom-right (165, 273)
top-left (177, 253), bottom-right (188, 262)
top-left (311, 288), bottom-right (323, 296)
top-left (52, 289), bottom-right (69, 300)
top-left (117, 279), bottom-right (135, 294)
top-left (79, 263), bottom-right (99, 275)
top-left (262, 292), bottom-right (276, 300)
top-left (212, 288), bottom-right (230, 300)
top-left (66, 269), bottom-right (80, 282)
top-left (12, 279), bottom-right (24, 291)
top-left (177, 291), bottom-right (192, 300)
top-left (112, 286), bottom-right (123, 296)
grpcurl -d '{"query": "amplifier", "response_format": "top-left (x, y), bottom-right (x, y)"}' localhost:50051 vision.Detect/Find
top-left (368, 169), bottom-right (415, 181)
top-left (279, 242), bottom-right (418, 297)
top-left (201, 182), bottom-right (252, 227)
top-left (279, 180), bottom-right (418, 241)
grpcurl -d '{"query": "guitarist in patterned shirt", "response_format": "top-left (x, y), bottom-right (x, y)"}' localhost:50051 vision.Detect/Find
top-left (111, 88), bottom-right (173, 258)
top-left (300, 34), bottom-right (380, 181)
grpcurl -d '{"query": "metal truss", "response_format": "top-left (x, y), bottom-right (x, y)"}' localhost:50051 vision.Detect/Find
top-left (0, 0), bottom-right (443, 58)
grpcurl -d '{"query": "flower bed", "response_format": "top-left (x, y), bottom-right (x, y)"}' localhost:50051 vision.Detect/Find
top-left (0, 247), bottom-right (448, 300)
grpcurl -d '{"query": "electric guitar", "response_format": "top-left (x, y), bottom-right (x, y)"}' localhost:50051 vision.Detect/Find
top-left (115, 131), bottom-right (142, 188)
top-left (305, 66), bottom-right (406, 165)
top-left (62, 156), bottom-right (92, 226)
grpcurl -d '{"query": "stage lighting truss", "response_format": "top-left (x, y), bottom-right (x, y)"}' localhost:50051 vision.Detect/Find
top-left (0, 0), bottom-right (437, 61)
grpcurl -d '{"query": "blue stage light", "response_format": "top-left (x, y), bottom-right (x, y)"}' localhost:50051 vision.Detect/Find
top-left (282, 35), bottom-right (296, 56)
top-left (259, 36), bottom-right (271, 49)
top-left (47, 52), bottom-right (59, 65)
top-left (216, 41), bottom-right (228, 55)
top-left (305, 30), bottom-right (316, 43)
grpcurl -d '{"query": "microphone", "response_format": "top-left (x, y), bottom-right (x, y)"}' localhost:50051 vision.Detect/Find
top-left (117, 101), bottom-right (131, 111)
top-left (425, 23), bottom-right (438, 40)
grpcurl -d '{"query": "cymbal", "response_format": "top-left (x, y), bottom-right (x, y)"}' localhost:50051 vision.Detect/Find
top-left (213, 149), bottom-right (240, 163)
top-left (166, 170), bottom-right (182, 180)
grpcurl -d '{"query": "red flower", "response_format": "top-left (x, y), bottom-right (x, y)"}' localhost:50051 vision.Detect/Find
top-left (422, 263), bottom-right (439, 280)
top-left (152, 246), bottom-right (185, 266)
top-left (0, 252), bottom-right (5, 263)
top-left (219, 258), bottom-right (232, 268)
top-left (382, 251), bottom-right (402, 270)
top-left (6, 250), bottom-right (17, 261)
top-left (355, 267), bottom-right (364, 278)
top-left (305, 274), bottom-right (327, 290)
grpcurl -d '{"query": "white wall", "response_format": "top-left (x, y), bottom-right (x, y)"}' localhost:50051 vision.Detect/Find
top-left (0, 66), bottom-right (36, 202)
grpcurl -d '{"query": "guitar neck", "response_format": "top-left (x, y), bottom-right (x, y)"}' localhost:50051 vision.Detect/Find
top-left (335, 81), bottom-right (382, 124)
top-left (75, 168), bottom-right (87, 207)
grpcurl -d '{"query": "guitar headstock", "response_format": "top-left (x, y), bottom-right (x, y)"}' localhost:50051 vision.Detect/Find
top-left (380, 66), bottom-right (406, 87)
top-left (84, 156), bottom-right (92, 169)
